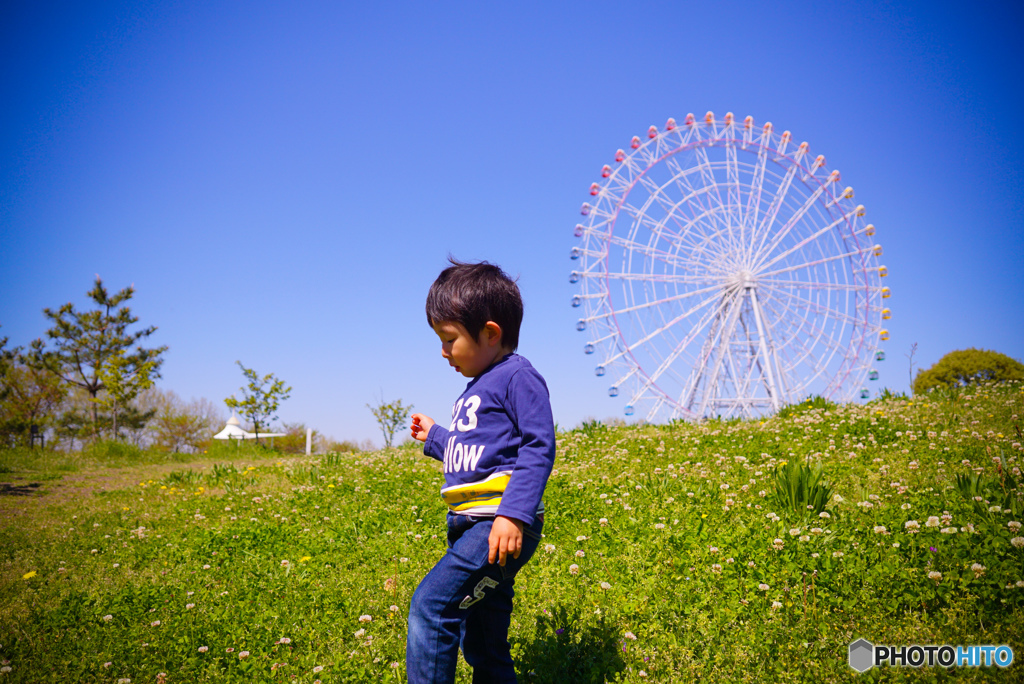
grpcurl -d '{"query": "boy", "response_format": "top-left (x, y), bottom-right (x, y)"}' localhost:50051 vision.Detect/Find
top-left (407, 259), bottom-right (556, 684)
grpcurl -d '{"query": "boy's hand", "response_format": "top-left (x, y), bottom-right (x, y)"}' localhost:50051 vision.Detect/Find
top-left (488, 515), bottom-right (524, 567)
top-left (410, 413), bottom-right (434, 442)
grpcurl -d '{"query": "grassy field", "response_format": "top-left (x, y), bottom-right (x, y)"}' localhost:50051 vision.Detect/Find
top-left (1, 383), bottom-right (1023, 682)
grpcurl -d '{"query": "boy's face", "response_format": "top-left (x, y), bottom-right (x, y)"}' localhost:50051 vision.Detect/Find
top-left (432, 321), bottom-right (506, 378)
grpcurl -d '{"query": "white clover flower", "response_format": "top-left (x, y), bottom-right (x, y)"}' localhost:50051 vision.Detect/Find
top-left (810, 527), bottom-right (823, 535)
top-left (103, 614), bottom-right (113, 621)
top-left (926, 516), bottom-right (940, 527)
top-left (543, 544), bottom-right (556, 553)
top-left (198, 646), bottom-right (208, 653)
top-left (940, 527), bottom-right (957, 534)
top-left (600, 582), bottom-right (612, 590)
top-left (771, 601), bottom-right (783, 610)
top-left (710, 564), bottom-right (722, 574)
top-left (832, 551), bottom-right (844, 558)
top-left (905, 520), bottom-right (920, 530)
top-left (971, 563), bottom-right (986, 577)
top-left (359, 614), bottom-right (372, 623)
top-left (569, 564), bottom-right (580, 575)
top-left (928, 571), bottom-right (942, 581)
top-left (313, 665), bottom-right (324, 673)
top-left (788, 528), bottom-right (801, 537)
top-left (354, 628), bottom-right (366, 638)
top-left (819, 512), bottom-right (831, 519)
top-left (873, 526), bottom-right (888, 535)
top-left (1011, 537), bottom-right (1024, 549)
top-left (772, 539), bottom-right (784, 550)
top-left (708, 546), bottom-right (719, 553)
top-left (799, 535), bottom-right (810, 542)
top-left (575, 550), bottom-right (585, 557)
top-left (624, 631), bottom-right (637, 640)
top-left (1009, 521), bottom-right (1022, 533)
top-left (758, 583), bottom-right (770, 591)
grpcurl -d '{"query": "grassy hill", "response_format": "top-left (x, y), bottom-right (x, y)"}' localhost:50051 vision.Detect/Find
top-left (1, 383), bottom-right (1022, 682)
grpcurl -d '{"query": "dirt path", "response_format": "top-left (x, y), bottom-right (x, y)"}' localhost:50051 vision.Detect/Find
top-left (0, 456), bottom-right (290, 524)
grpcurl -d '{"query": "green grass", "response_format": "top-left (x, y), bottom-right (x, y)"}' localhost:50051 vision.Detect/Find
top-left (1, 382), bottom-right (1023, 682)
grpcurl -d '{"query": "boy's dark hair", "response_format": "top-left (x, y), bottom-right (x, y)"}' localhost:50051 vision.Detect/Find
top-left (426, 259), bottom-right (523, 351)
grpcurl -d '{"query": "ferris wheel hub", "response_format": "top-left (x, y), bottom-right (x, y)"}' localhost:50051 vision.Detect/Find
top-left (726, 270), bottom-right (756, 291)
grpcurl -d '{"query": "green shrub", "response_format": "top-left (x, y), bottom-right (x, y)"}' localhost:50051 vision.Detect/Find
top-left (914, 348), bottom-right (1024, 394)
top-left (770, 458), bottom-right (834, 517)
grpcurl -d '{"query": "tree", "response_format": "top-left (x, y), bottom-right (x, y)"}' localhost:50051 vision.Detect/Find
top-left (0, 328), bottom-right (15, 404)
top-left (367, 397), bottom-right (412, 449)
top-left (913, 348), bottom-right (1024, 394)
top-left (0, 357), bottom-right (68, 447)
top-left (276, 421), bottom-right (323, 454)
top-left (224, 361), bottom-right (291, 444)
top-left (30, 277), bottom-right (167, 437)
top-left (148, 389), bottom-right (224, 453)
top-left (94, 349), bottom-right (156, 438)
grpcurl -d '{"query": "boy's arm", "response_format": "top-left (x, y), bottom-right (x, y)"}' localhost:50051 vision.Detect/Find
top-left (411, 413), bottom-right (449, 462)
top-left (494, 368), bottom-right (556, 527)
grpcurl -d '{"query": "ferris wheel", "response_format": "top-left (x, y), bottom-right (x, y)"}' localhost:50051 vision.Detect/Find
top-left (570, 112), bottom-right (890, 422)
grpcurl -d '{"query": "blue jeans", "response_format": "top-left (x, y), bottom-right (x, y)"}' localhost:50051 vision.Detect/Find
top-left (407, 512), bottom-right (543, 684)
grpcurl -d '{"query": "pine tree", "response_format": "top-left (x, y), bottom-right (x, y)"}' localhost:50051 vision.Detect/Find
top-left (29, 277), bottom-right (167, 438)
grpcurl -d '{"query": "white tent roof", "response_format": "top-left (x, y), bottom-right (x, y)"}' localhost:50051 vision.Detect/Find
top-left (213, 414), bottom-right (285, 440)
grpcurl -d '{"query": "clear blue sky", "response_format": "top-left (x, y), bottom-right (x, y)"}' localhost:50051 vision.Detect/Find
top-left (2, 0), bottom-right (1023, 445)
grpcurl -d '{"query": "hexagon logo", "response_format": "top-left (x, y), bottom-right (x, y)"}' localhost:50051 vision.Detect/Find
top-left (849, 639), bottom-right (874, 672)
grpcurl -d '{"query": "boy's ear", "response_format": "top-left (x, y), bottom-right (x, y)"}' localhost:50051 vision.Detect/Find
top-left (483, 321), bottom-right (503, 347)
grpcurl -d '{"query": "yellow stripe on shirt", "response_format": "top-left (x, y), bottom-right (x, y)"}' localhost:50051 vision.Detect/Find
top-left (441, 471), bottom-right (511, 512)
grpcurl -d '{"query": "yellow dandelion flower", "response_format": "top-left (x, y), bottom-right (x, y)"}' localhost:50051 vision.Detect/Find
top-left (22, 571), bottom-right (37, 580)
top-left (299, 556), bottom-right (312, 563)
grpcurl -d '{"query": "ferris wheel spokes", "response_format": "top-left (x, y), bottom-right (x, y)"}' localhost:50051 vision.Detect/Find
top-left (753, 206), bottom-right (863, 273)
top-left (750, 182), bottom-right (833, 264)
top-left (599, 289), bottom-right (729, 368)
top-left (629, 293), bottom-right (736, 411)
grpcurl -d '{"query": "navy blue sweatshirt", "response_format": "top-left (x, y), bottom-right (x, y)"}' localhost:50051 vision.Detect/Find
top-left (423, 354), bottom-right (555, 526)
